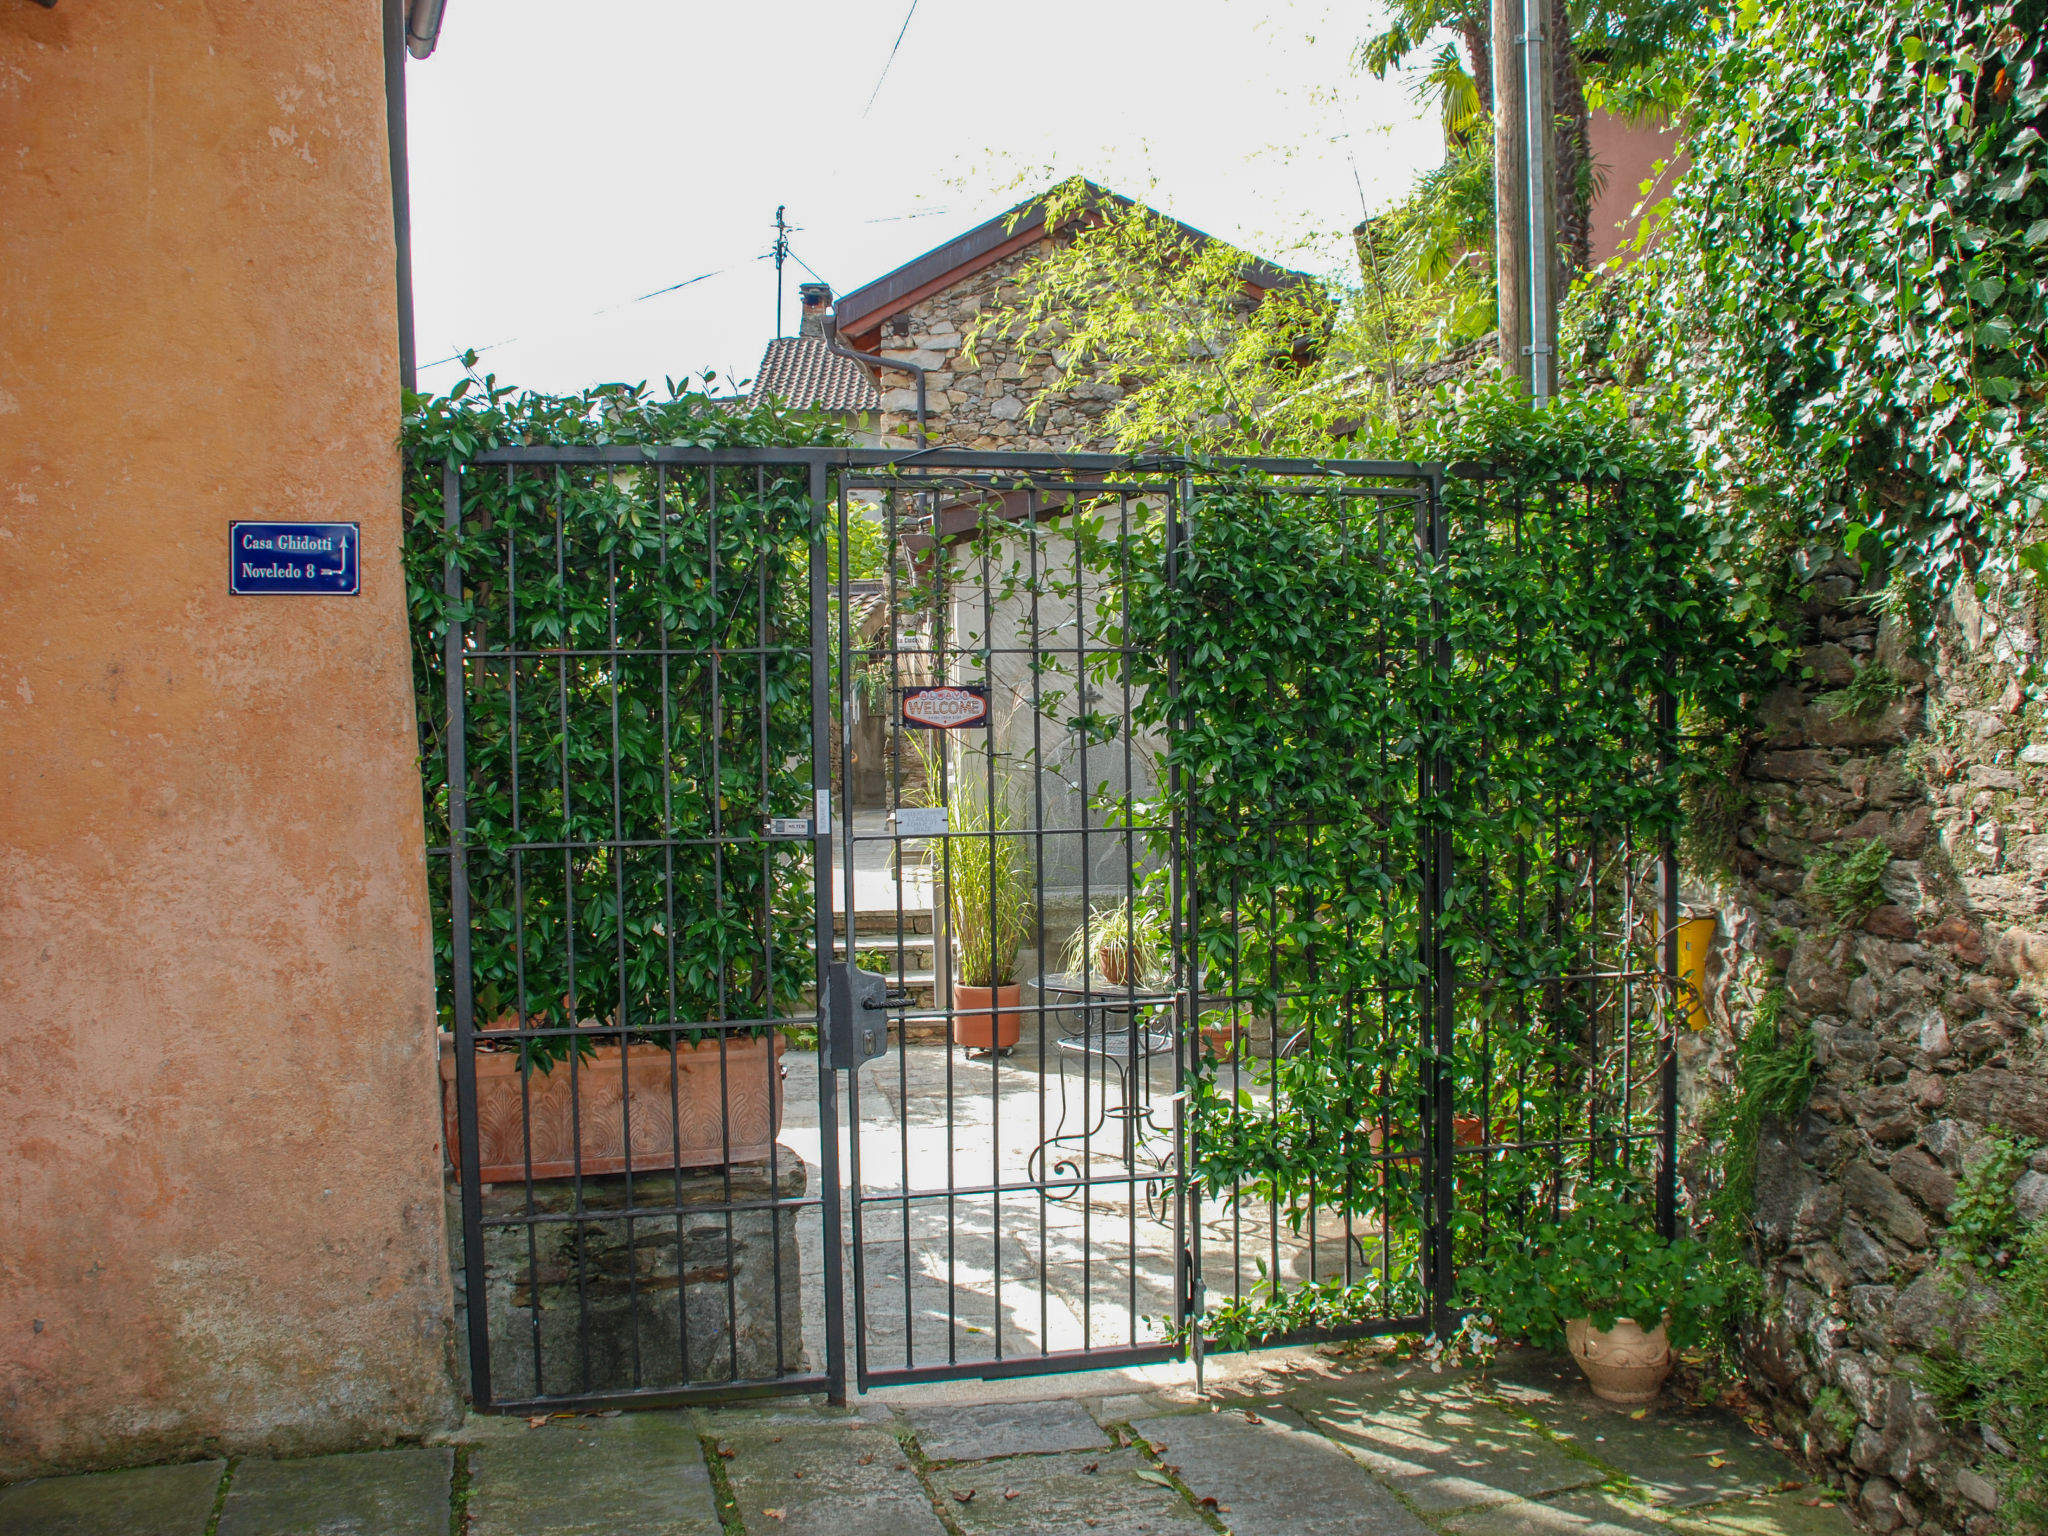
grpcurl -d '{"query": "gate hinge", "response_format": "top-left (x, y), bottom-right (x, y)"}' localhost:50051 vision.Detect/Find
top-left (823, 961), bottom-right (897, 1069)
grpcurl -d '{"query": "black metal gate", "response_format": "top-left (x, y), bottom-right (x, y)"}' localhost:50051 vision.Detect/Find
top-left (424, 444), bottom-right (1682, 1410)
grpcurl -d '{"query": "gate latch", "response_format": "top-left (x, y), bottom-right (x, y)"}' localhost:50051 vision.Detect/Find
top-left (824, 962), bottom-right (899, 1069)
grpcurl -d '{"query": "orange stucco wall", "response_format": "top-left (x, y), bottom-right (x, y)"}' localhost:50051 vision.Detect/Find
top-left (0, 2), bottom-right (457, 1474)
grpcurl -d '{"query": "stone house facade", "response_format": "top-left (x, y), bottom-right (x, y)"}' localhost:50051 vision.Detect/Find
top-left (1692, 565), bottom-right (2048, 1536)
top-left (822, 185), bottom-right (1296, 452)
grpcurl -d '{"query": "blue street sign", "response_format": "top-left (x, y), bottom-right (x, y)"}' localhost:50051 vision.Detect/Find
top-left (229, 522), bottom-right (360, 595)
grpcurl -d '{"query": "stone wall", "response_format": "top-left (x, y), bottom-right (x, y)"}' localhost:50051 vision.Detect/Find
top-left (1691, 560), bottom-right (2048, 1536)
top-left (870, 243), bottom-right (1122, 452)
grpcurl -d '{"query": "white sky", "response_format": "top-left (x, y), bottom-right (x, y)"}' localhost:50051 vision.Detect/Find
top-left (405, 0), bottom-right (1444, 398)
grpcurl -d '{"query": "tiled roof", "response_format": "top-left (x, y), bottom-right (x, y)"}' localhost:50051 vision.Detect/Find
top-left (746, 337), bottom-right (880, 412)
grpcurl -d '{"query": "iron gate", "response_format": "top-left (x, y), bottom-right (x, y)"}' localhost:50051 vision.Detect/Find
top-left (420, 444), bottom-right (1683, 1410)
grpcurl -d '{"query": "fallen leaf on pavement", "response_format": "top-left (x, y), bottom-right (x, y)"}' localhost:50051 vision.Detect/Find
top-left (717, 1448), bottom-right (736, 1460)
top-left (526, 1416), bottom-right (548, 1429)
top-left (1005, 1490), bottom-right (1021, 1500)
top-left (857, 1454), bottom-right (874, 1465)
top-left (1135, 1468), bottom-right (1174, 1487)
top-left (762, 1510), bottom-right (785, 1522)
top-left (1199, 1495), bottom-right (1219, 1509)
top-left (952, 1489), bottom-right (976, 1504)
top-left (1082, 1462), bottom-right (1099, 1473)
top-left (1629, 1410), bottom-right (1647, 1420)
top-left (1707, 1456), bottom-right (1728, 1469)
top-left (1244, 1411), bottom-right (1261, 1423)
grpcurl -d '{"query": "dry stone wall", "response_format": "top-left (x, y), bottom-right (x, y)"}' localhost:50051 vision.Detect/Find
top-left (870, 243), bottom-right (1122, 452)
top-left (1692, 559), bottom-right (2048, 1536)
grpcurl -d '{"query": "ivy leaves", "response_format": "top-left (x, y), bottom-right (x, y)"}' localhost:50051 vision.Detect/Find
top-left (1625, 0), bottom-right (2048, 620)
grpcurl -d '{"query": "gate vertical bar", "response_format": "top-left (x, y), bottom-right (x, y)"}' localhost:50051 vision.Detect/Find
top-left (809, 460), bottom-right (849, 1404)
top-left (1422, 471), bottom-right (1457, 1338)
top-left (1656, 688), bottom-right (1680, 1241)
top-left (1168, 471), bottom-right (1198, 1375)
top-left (444, 458), bottom-right (492, 1406)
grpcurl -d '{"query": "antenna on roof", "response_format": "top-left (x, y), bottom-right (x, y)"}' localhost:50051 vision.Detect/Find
top-left (771, 206), bottom-right (791, 338)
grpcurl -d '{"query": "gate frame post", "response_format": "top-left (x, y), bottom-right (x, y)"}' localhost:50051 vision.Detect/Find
top-left (1419, 470), bottom-right (1458, 1340)
top-left (1656, 688), bottom-right (1681, 1242)
top-left (444, 457), bottom-right (493, 1407)
top-left (809, 459), bottom-right (850, 1405)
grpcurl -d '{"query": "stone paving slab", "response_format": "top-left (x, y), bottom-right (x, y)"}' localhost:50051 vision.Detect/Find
top-left (928, 1447), bottom-right (1211, 1535)
top-left (1133, 1406), bottom-right (1432, 1536)
top-left (466, 1411), bottom-right (718, 1536)
top-left (1304, 1386), bottom-right (1607, 1514)
top-left (1668, 1491), bottom-right (1861, 1536)
top-left (905, 1399), bottom-right (1112, 1462)
top-left (217, 1446), bottom-right (451, 1536)
top-left (1487, 1353), bottom-right (1797, 1509)
top-left (0, 1459), bottom-right (223, 1536)
top-left (1439, 1490), bottom-right (1674, 1536)
top-left (712, 1420), bottom-right (944, 1536)
top-left (1533, 1407), bottom-right (1794, 1509)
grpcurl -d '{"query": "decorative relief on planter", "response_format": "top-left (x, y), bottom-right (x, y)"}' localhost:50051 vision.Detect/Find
top-left (440, 1035), bottom-right (784, 1181)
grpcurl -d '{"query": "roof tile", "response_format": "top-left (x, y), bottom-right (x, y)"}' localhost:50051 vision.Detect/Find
top-left (747, 337), bottom-right (880, 412)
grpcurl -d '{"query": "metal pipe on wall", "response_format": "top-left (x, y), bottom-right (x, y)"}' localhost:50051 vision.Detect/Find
top-left (824, 319), bottom-right (928, 449)
top-left (1522, 0), bottom-right (1556, 404)
top-left (383, 0), bottom-right (417, 394)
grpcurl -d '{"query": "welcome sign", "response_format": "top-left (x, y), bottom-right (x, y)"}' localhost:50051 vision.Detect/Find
top-left (901, 685), bottom-right (989, 730)
top-left (230, 522), bottom-right (360, 595)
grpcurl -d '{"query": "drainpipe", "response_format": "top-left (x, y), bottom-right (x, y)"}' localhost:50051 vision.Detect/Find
top-left (824, 318), bottom-right (927, 450)
top-left (383, 0), bottom-right (417, 393)
top-left (1521, 0), bottom-right (1555, 404)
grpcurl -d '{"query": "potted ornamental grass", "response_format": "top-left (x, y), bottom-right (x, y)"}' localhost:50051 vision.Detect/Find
top-left (930, 760), bottom-right (1036, 1052)
top-left (1461, 1172), bottom-right (1729, 1404)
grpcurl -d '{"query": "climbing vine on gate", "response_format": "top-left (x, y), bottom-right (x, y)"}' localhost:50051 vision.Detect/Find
top-left (1121, 385), bottom-right (1746, 1328)
top-left (401, 373), bottom-right (845, 1066)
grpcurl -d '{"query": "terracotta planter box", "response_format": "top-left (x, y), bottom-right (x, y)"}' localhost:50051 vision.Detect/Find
top-left (952, 983), bottom-right (1023, 1050)
top-left (440, 1033), bottom-right (784, 1182)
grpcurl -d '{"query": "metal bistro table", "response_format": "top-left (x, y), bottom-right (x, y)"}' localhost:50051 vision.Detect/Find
top-left (1026, 972), bottom-right (1180, 1211)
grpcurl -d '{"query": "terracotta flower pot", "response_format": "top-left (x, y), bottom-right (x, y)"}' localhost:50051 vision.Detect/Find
top-left (1364, 1114), bottom-right (1492, 1166)
top-left (1565, 1316), bottom-right (1672, 1405)
top-left (1200, 1022), bottom-right (1240, 1058)
top-left (952, 983), bottom-right (1022, 1050)
top-left (440, 1032), bottom-right (784, 1182)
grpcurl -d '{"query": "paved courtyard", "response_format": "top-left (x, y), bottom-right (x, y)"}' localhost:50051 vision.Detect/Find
top-left (0, 1344), bottom-right (1858, 1536)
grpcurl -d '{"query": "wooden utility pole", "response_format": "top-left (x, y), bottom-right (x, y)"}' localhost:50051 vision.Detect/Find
top-left (1492, 0), bottom-right (1530, 392)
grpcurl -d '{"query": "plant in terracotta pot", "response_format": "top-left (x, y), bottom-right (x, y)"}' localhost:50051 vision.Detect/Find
top-left (924, 753), bottom-right (1035, 1053)
top-left (408, 447), bottom-right (816, 1184)
top-left (1059, 891), bottom-right (1168, 990)
top-left (1460, 1172), bottom-right (1729, 1405)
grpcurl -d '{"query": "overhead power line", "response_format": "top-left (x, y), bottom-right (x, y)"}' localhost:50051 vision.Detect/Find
top-left (862, 0), bottom-right (920, 118)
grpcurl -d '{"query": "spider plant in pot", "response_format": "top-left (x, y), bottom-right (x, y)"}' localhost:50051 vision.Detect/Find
top-left (1059, 891), bottom-right (1168, 989)
top-left (1458, 1168), bottom-right (1729, 1404)
top-left (916, 742), bottom-right (1035, 1052)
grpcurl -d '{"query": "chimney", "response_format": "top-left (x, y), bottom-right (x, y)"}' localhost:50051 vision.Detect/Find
top-left (798, 282), bottom-right (833, 339)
